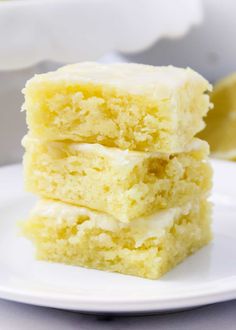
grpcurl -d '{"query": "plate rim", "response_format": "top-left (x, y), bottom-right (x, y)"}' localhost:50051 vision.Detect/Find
top-left (0, 284), bottom-right (235, 312)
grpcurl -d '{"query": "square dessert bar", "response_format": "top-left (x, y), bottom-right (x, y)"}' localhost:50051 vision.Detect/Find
top-left (22, 199), bottom-right (212, 280)
top-left (23, 136), bottom-right (212, 222)
top-left (23, 62), bottom-right (211, 152)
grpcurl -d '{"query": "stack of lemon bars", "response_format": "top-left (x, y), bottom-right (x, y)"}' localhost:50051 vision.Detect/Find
top-left (22, 62), bottom-right (213, 279)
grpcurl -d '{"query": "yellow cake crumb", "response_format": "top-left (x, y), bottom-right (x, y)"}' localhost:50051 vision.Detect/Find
top-left (23, 136), bottom-right (212, 222)
top-left (22, 199), bottom-right (212, 280)
top-left (21, 62), bottom-right (213, 279)
top-left (23, 62), bottom-right (211, 153)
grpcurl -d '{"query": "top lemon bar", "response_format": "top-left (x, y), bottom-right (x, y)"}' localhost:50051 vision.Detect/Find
top-left (23, 62), bottom-right (211, 152)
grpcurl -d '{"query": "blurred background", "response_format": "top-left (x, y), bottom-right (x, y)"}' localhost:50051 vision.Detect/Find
top-left (0, 0), bottom-right (235, 165)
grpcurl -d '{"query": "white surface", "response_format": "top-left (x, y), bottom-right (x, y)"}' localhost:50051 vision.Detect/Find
top-left (0, 0), bottom-right (202, 70)
top-left (127, 0), bottom-right (236, 83)
top-left (0, 160), bottom-right (235, 314)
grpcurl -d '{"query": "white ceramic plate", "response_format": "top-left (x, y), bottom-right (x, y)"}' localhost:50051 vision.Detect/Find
top-left (0, 0), bottom-right (201, 70)
top-left (0, 161), bottom-right (235, 314)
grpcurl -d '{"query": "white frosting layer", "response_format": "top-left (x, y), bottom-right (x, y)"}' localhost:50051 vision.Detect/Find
top-left (70, 137), bottom-right (206, 155)
top-left (23, 135), bottom-right (208, 166)
top-left (26, 62), bottom-right (211, 98)
top-left (31, 199), bottom-right (192, 247)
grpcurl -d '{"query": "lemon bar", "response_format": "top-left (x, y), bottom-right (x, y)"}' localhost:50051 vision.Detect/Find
top-left (199, 73), bottom-right (236, 160)
top-left (23, 62), bottom-right (211, 152)
top-left (22, 199), bottom-right (212, 280)
top-left (23, 136), bottom-right (212, 222)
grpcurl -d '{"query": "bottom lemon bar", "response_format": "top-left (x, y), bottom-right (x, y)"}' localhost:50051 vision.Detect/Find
top-left (22, 199), bottom-right (212, 280)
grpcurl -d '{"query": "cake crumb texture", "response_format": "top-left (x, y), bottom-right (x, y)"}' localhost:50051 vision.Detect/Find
top-left (23, 62), bottom-right (211, 152)
top-left (22, 199), bottom-right (212, 280)
top-left (23, 136), bottom-right (212, 222)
